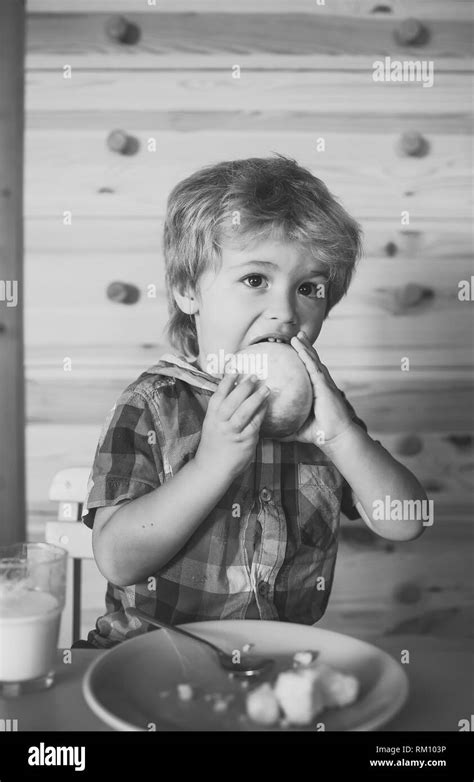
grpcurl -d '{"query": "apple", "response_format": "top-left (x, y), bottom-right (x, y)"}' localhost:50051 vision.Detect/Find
top-left (226, 342), bottom-right (313, 438)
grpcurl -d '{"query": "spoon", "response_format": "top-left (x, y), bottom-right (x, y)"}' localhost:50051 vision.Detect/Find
top-left (127, 607), bottom-right (274, 678)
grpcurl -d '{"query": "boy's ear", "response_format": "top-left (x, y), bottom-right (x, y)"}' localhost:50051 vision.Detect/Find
top-left (173, 288), bottom-right (199, 316)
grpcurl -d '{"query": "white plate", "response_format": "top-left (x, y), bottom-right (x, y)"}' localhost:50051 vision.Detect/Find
top-left (82, 620), bottom-right (409, 732)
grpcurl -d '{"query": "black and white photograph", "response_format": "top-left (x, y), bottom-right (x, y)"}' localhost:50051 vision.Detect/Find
top-left (0, 0), bottom-right (473, 773)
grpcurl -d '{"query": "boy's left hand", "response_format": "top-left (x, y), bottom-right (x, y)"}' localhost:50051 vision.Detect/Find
top-left (277, 330), bottom-right (354, 448)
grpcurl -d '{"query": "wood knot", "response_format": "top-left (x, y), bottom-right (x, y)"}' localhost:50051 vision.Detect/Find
top-left (106, 281), bottom-right (140, 304)
top-left (394, 434), bottom-right (423, 456)
top-left (421, 479), bottom-right (443, 493)
top-left (444, 435), bottom-right (473, 450)
top-left (394, 283), bottom-right (434, 310)
top-left (394, 582), bottom-right (422, 604)
top-left (384, 241), bottom-right (398, 257)
top-left (107, 130), bottom-right (140, 156)
top-left (394, 18), bottom-right (429, 46)
top-left (397, 131), bottom-right (429, 158)
top-left (105, 15), bottom-right (141, 45)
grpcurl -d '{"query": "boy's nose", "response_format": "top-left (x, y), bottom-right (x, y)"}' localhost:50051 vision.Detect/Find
top-left (265, 290), bottom-right (297, 324)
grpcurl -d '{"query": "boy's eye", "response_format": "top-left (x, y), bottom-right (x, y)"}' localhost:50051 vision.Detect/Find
top-left (241, 277), bottom-right (327, 297)
top-left (243, 274), bottom-right (266, 288)
top-left (299, 282), bottom-right (323, 298)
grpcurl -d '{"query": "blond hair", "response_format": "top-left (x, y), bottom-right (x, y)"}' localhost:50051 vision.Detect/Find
top-left (163, 154), bottom-right (363, 358)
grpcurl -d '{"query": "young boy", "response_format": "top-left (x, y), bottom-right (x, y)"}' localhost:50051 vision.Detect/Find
top-left (80, 154), bottom-right (427, 649)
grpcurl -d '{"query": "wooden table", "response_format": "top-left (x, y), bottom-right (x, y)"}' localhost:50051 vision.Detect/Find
top-left (1, 635), bottom-right (472, 731)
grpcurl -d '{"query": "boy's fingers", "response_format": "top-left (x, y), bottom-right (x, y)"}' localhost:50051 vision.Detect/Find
top-left (295, 331), bottom-right (324, 365)
top-left (290, 341), bottom-right (321, 387)
top-left (229, 384), bottom-right (270, 431)
top-left (292, 333), bottom-right (322, 367)
top-left (211, 370), bottom-right (239, 405)
top-left (238, 391), bottom-right (270, 436)
top-left (219, 375), bottom-right (261, 420)
top-left (291, 334), bottom-right (337, 389)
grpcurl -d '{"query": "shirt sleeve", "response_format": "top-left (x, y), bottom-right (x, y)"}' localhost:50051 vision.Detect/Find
top-left (338, 390), bottom-right (369, 521)
top-left (81, 389), bottom-right (163, 529)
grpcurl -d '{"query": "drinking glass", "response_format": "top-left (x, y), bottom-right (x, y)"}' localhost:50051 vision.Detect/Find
top-left (0, 542), bottom-right (67, 696)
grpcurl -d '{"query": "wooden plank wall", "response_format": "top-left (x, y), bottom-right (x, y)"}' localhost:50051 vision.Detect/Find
top-left (25, 0), bottom-right (473, 640)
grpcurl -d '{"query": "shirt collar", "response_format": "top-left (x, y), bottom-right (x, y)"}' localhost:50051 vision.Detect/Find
top-left (149, 352), bottom-right (220, 393)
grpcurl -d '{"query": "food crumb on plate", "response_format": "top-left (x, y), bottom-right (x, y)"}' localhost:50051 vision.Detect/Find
top-left (246, 682), bottom-right (280, 726)
top-left (177, 683), bottom-right (194, 701)
top-left (292, 650), bottom-right (318, 667)
top-left (245, 656), bottom-right (359, 727)
top-left (212, 698), bottom-right (228, 713)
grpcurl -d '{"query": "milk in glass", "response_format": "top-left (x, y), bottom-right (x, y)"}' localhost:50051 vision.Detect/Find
top-left (0, 585), bottom-right (61, 681)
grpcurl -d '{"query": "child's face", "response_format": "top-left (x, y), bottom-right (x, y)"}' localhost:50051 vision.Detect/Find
top-left (181, 238), bottom-right (329, 373)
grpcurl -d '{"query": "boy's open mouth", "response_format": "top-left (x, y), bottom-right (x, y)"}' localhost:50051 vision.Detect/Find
top-left (249, 335), bottom-right (291, 345)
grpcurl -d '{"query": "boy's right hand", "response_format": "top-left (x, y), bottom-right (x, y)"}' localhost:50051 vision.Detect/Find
top-left (195, 372), bottom-right (270, 480)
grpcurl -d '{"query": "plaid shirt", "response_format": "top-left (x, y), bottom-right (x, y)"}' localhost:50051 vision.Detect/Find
top-left (82, 353), bottom-right (368, 648)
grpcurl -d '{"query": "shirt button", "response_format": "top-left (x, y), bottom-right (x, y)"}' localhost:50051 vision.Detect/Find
top-left (257, 581), bottom-right (269, 598)
top-left (260, 487), bottom-right (272, 502)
